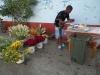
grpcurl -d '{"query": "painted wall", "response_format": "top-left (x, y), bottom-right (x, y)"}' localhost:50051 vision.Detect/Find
top-left (0, 0), bottom-right (100, 25)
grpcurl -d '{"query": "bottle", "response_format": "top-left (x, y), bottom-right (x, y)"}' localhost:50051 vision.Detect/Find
top-left (84, 23), bottom-right (86, 28)
top-left (84, 18), bottom-right (88, 28)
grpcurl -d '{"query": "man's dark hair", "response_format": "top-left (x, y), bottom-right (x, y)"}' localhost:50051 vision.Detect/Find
top-left (66, 5), bottom-right (73, 10)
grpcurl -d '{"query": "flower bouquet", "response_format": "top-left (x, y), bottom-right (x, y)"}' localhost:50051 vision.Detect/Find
top-left (35, 35), bottom-right (45, 43)
top-left (29, 28), bottom-right (39, 37)
top-left (35, 35), bottom-right (45, 49)
top-left (8, 24), bottom-right (30, 40)
top-left (23, 39), bottom-right (37, 47)
top-left (1, 46), bottom-right (22, 63)
top-left (11, 41), bottom-right (22, 50)
top-left (0, 41), bottom-right (30, 64)
top-left (23, 39), bottom-right (38, 54)
top-left (0, 46), bottom-right (30, 63)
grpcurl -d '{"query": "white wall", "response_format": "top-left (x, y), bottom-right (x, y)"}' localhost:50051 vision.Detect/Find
top-left (0, 0), bottom-right (100, 25)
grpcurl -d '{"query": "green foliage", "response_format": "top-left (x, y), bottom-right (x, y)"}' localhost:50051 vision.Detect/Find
top-left (0, 0), bottom-right (37, 22)
top-left (0, 37), bottom-right (13, 52)
top-left (36, 27), bottom-right (43, 35)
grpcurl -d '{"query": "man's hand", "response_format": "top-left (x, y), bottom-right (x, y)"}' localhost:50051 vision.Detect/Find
top-left (59, 23), bottom-right (65, 29)
top-left (68, 19), bottom-right (75, 23)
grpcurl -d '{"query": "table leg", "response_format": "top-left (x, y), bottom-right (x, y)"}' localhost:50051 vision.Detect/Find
top-left (68, 39), bottom-right (71, 52)
top-left (91, 42), bottom-right (97, 58)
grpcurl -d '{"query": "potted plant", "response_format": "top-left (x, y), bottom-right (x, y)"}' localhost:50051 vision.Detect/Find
top-left (16, 48), bottom-right (30, 64)
top-left (42, 34), bottom-right (49, 44)
top-left (11, 41), bottom-right (30, 64)
top-left (35, 35), bottom-right (45, 49)
top-left (0, 41), bottom-right (30, 64)
top-left (0, 0), bottom-right (37, 25)
top-left (8, 24), bottom-right (30, 41)
top-left (23, 39), bottom-right (38, 54)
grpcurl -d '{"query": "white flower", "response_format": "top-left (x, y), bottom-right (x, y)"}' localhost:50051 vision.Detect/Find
top-left (8, 24), bottom-right (29, 36)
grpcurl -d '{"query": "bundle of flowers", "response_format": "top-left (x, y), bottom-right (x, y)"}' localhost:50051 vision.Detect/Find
top-left (8, 24), bottom-right (30, 38)
top-left (29, 28), bottom-right (39, 36)
top-left (42, 34), bottom-right (48, 38)
top-left (11, 41), bottom-right (22, 50)
top-left (32, 24), bottom-right (47, 36)
top-left (0, 46), bottom-right (30, 63)
top-left (34, 35), bottom-right (45, 43)
top-left (23, 39), bottom-right (38, 47)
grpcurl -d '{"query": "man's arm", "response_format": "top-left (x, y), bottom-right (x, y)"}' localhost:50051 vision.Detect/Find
top-left (67, 18), bottom-right (75, 22)
top-left (59, 19), bottom-right (68, 25)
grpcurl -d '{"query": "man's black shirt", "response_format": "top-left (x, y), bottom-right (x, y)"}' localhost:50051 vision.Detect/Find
top-left (54, 10), bottom-right (69, 27)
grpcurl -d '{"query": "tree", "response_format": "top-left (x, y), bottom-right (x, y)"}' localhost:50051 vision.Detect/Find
top-left (0, 0), bottom-right (37, 25)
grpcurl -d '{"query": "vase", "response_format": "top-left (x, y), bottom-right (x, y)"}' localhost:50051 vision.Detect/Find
top-left (43, 38), bottom-right (48, 44)
top-left (20, 39), bottom-right (26, 43)
top-left (16, 54), bottom-right (24, 64)
top-left (16, 36), bottom-right (26, 40)
top-left (36, 42), bottom-right (43, 49)
top-left (28, 46), bottom-right (35, 54)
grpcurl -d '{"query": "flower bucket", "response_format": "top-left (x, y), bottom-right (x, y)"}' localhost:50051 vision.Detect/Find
top-left (43, 38), bottom-right (48, 44)
top-left (28, 46), bottom-right (35, 54)
top-left (16, 54), bottom-right (24, 64)
top-left (20, 39), bottom-right (26, 43)
top-left (16, 36), bottom-right (26, 40)
top-left (36, 42), bottom-right (43, 49)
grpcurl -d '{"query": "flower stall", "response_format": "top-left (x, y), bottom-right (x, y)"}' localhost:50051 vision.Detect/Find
top-left (0, 24), bottom-right (50, 64)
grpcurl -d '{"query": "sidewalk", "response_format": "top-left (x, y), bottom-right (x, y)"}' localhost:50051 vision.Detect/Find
top-left (0, 32), bottom-right (99, 75)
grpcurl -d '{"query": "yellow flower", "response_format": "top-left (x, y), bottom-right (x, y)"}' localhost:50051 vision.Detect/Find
top-left (18, 53), bottom-right (21, 56)
top-left (11, 41), bottom-right (22, 50)
top-left (16, 52), bottom-right (18, 55)
top-left (2, 49), bottom-right (4, 52)
top-left (5, 53), bottom-right (9, 57)
top-left (25, 48), bottom-right (30, 54)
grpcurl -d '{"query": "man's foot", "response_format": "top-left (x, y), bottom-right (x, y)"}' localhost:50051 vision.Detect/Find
top-left (58, 45), bottom-right (63, 50)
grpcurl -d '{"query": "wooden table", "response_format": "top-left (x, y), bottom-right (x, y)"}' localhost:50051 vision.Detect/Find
top-left (66, 27), bottom-right (100, 58)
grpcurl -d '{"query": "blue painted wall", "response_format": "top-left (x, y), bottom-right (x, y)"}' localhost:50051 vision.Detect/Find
top-left (0, 0), bottom-right (100, 25)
